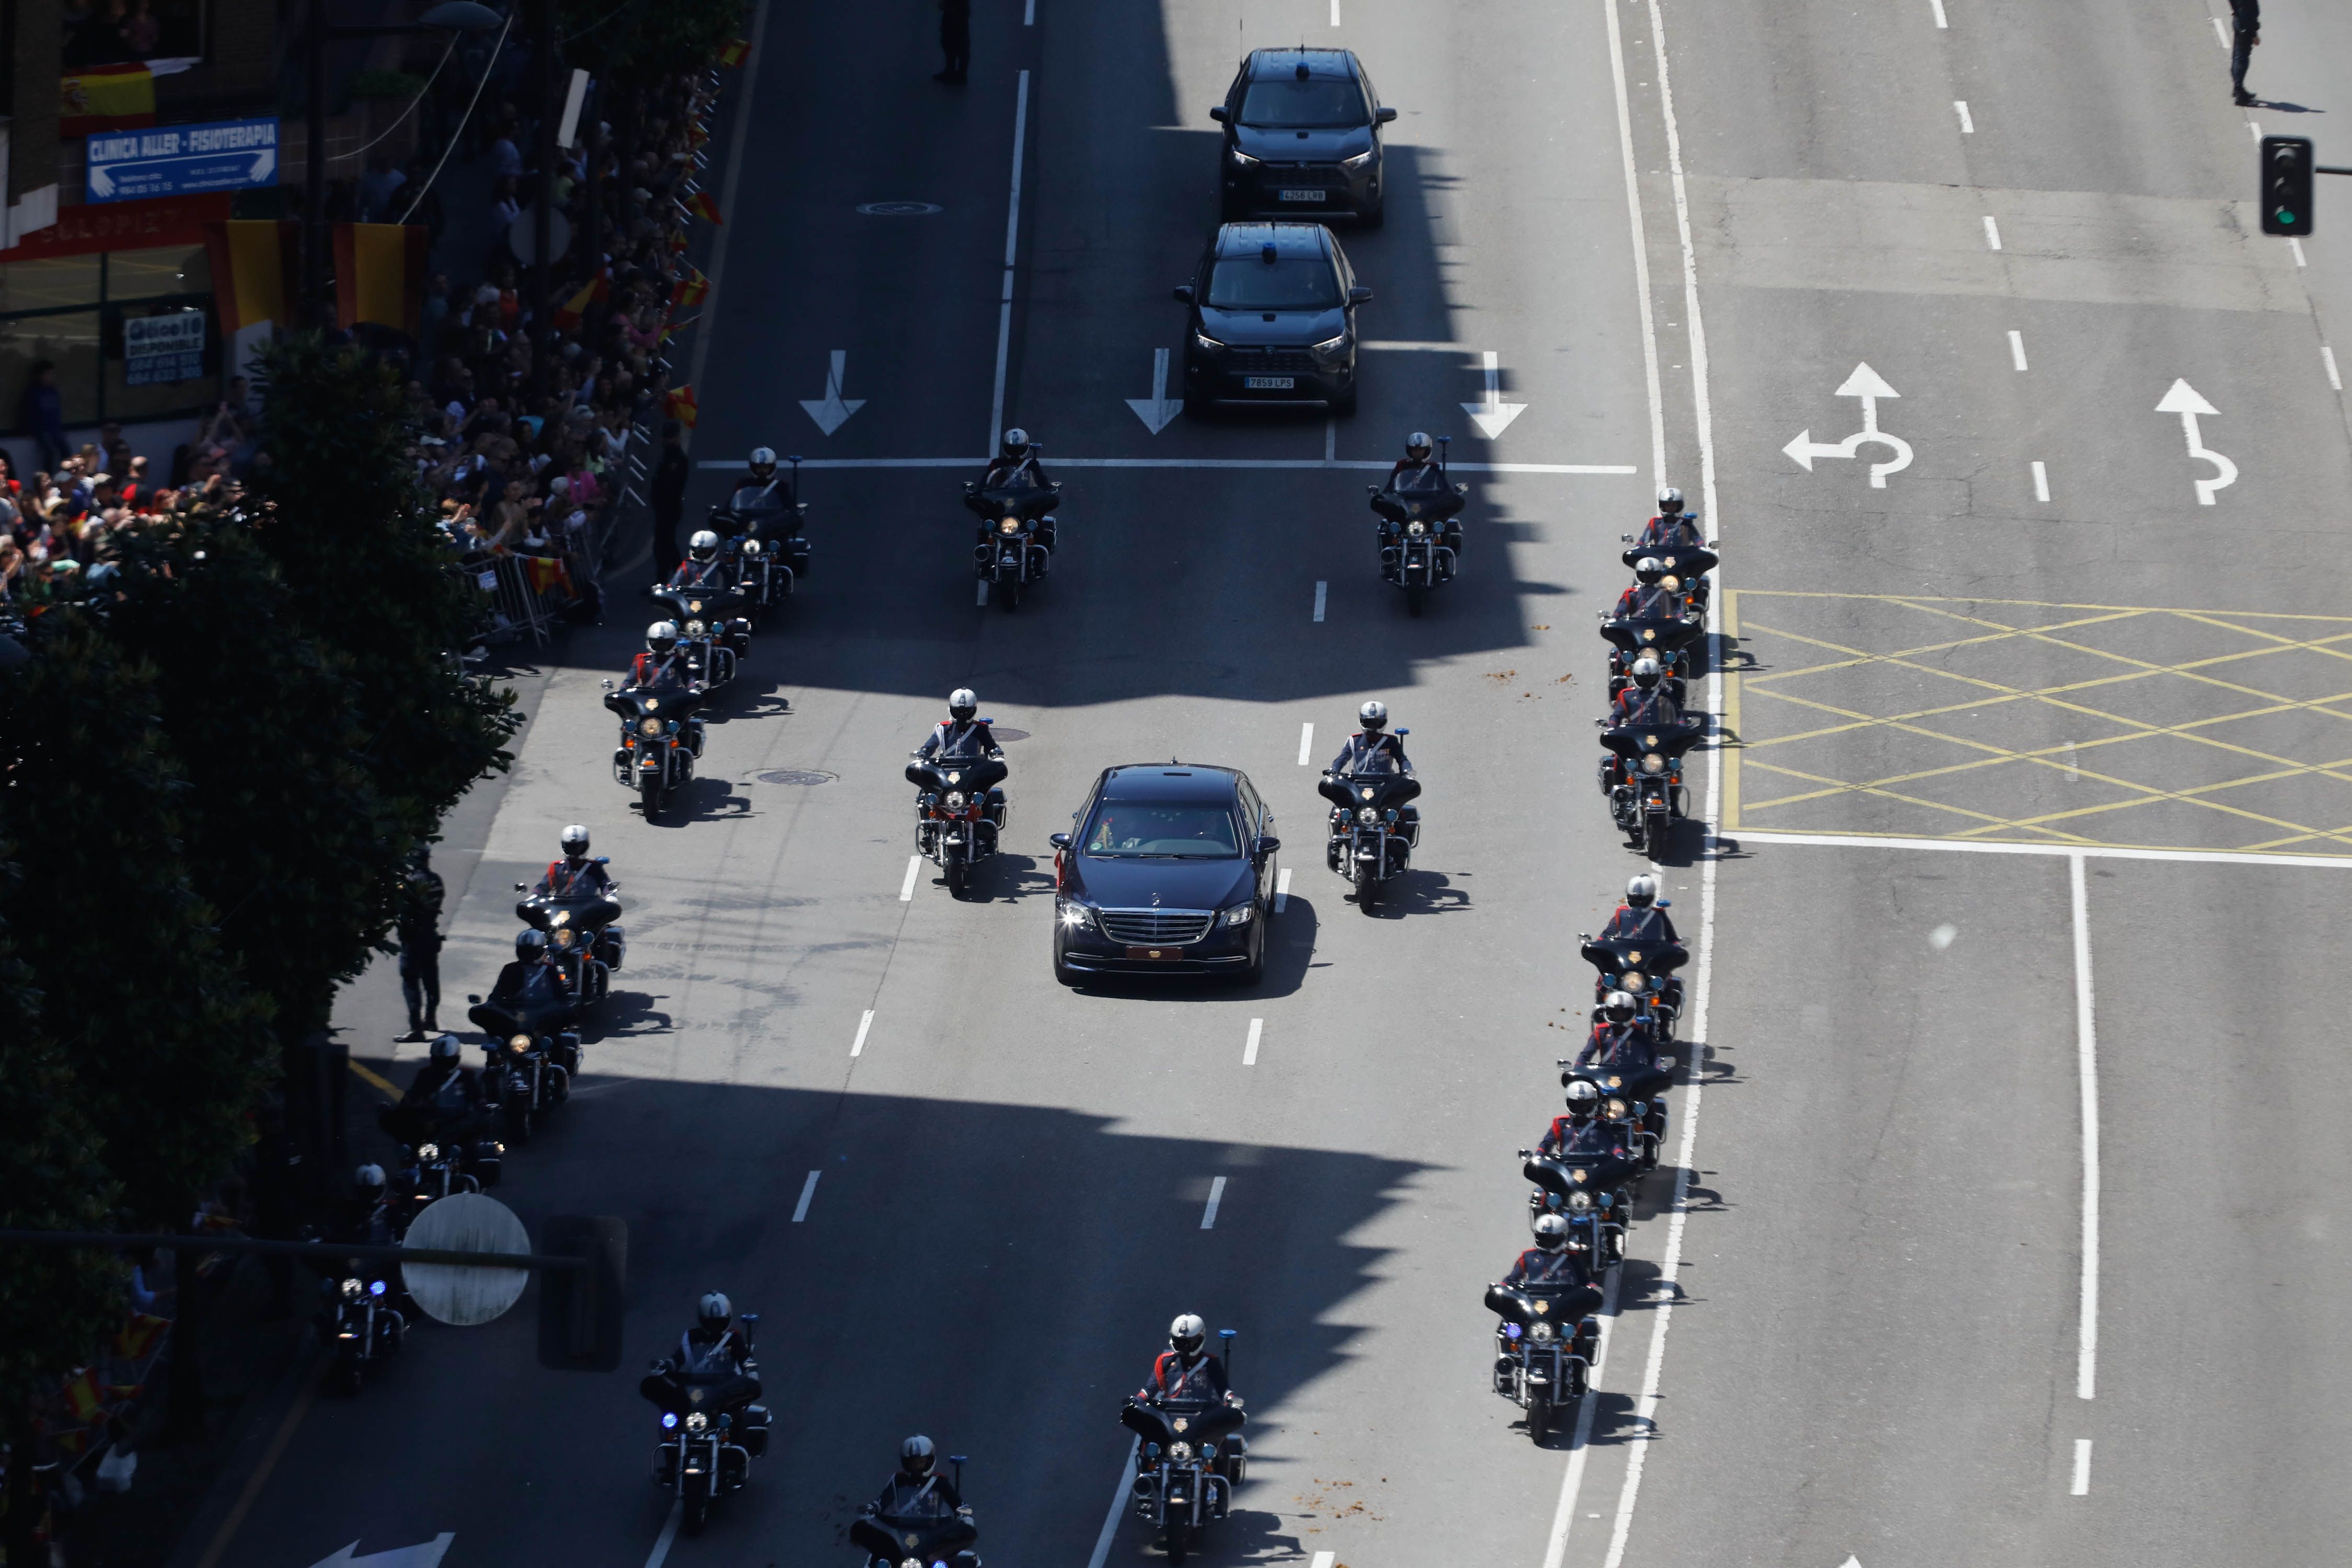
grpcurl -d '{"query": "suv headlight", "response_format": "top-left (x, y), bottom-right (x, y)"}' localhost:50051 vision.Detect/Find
top-left (1311, 332), bottom-right (1347, 355)
top-left (1058, 901), bottom-right (1095, 930)
top-left (1341, 148), bottom-right (1376, 172)
top-left (1221, 901), bottom-right (1255, 927)
top-left (1228, 147), bottom-right (1261, 167)
top-left (1193, 330), bottom-right (1226, 353)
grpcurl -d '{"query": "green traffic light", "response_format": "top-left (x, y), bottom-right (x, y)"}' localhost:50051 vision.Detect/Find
top-left (2279, 208), bottom-right (2299, 225)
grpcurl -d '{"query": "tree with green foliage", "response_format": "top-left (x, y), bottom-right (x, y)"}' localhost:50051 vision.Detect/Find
top-left (560, 0), bottom-right (744, 83)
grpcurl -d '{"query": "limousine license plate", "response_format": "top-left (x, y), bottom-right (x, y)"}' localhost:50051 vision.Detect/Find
top-left (1243, 375), bottom-right (1296, 390)
top-left (1278, 189), bottom-right (1327, 202)
top-left (1126, 946), bottom-right (1184, 960)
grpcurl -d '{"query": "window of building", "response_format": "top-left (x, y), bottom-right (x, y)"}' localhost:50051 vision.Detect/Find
top-left (2, 247), bottom-right (219, 434)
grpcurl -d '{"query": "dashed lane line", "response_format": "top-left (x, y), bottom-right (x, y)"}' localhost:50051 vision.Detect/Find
top-left (1243, 1018), bottom-right (1262, 1065)
top-left (1200, 1176), bottom-right (1226, 1230)
top-left (792, 1171), bottom-right (821, 1224)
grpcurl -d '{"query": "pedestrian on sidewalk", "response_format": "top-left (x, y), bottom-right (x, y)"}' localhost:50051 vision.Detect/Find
top-left (2231, 0), bottom-right (2259, 106)
top-left (651, 418), bottom-right (690, 578)
top-left (395, 846), bottom-right (445, 1042)
top-left (937, 0), bottom-right (972, 84)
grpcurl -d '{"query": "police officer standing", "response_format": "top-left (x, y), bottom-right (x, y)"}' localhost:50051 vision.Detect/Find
top-left (395, 847), bottom-right (445, 1042)
top-left (936, 0), bottom-right (972, 84)
top-left (2230, 0), bottom-right (2259, 106)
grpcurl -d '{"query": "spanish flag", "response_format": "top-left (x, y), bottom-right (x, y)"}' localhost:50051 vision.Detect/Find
top-left (718, 38), bottom-right (751, 67)
top-left (203, 220), bottom-right (302, 334)
top-left (683, 190), bottom-right (722, 225)
top-left (662, 384), bottom-right (700, 428)
top-left (553, 269), bottom-right (610, 331)
top-left (111, 1313), bottom-right (171, 1362)
top-left (61, 64), bottom-right (156, 134)
top-left (671, 266), bottom-right (709, 310)
top-left (332, 223), bottom-right (431, 338)
top-left (687, 121), bottom-right (710, 149)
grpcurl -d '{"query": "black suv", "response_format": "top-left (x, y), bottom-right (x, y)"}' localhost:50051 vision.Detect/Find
top-left (1049, 764), bottom-right (1279, 986)
top-left (1175, 223), bottom-right (1371, 414)
top-left (1211, 48), bottom-right (1396, 225)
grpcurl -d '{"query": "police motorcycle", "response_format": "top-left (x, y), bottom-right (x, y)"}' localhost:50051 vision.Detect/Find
top-left (1560, 1015), bottom-right (1677, 1173)
top-left (319, 1264), bottom-right (406, 1395)
top-left (602, 665), bottom-right (706, 820)
top-left (1484, 1275), bottom-right (1602, 1443)
top-left (1317, 732), bottom-right (1421, 912)
top-left (962, 475), bottom-right (1060, 611)
top-left (905, 753), bottom-right (1009, 898)
top-left (1618, 535), bottom-right (1719, 625)
top-left (465, 947), bottom-right (579, 1145)
top-left (643, 1313), bottom-right (770, 1536)
top-left (1596, 714), bottom-right (1702, 860)
top-left (1522, 1115), bottom-right (1642, 1267)
top-left (709, 448), bottom-right (811, 611)
top-left (652, 578), bottom-right (747, 688)
top-left (850, 1455), bottom-right (983, 1568)
top-left (1121, 1331), bottom-right (1247, 1565)
top-left (512, 870), bottom-right (625, 1009)
top-left (1578, 923), bottom-right (1687, 1039)
top-left (1599, 577), bottom-right (1706, 701)
top-left (377, 1095), bottom-right (502, 1215)
top-left (1369, 434), bottom-right (1469, 616)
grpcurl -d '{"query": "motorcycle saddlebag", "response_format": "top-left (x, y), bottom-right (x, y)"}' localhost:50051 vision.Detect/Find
top-left (596, 926), bottom-right (626, 971)
top-left (739, 1403), bottom-right (771, 1457)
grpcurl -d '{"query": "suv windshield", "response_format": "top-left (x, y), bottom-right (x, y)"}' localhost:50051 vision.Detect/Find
top-left (1239, 77), bottom-right (1365, 128)
top-left (1083, 802), bottom-right (1242, 858)
top-left (1205, 256), bottom-right (1342, 311)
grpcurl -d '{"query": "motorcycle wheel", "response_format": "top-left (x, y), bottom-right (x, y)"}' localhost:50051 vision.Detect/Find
top-left (640, 778), bottom-right (662, 819)
top-left (1167, 1525), bottom-right (1191, 1565)
top-left (337, 1354), bottom-right (365, 1397)
top-left (504, 1094), bottom-right (534, 1146)
top-left (1642, 813), bottom-right (1665, 860)
top-left (683, 1493), bottom-right (709, 1537)
top-left (1352, 860), bottom-right (1380, 912)
top-left (1001, 575), bottom-right (1023, 612)
top-left (1405, 584), bottom-right (1425, 617)
top-left (1527, 1395), bottom-right (1552, 1443)
top-left (944, 848), bottom-right (969, 897)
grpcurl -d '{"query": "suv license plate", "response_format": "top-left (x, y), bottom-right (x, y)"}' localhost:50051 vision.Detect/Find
top-left (1279, 189), bottom-right (1327, 202)
top-left (1243, 375), bottom-right (1296, 390)
top-left (1126, 947), bottom-right (1183, 960)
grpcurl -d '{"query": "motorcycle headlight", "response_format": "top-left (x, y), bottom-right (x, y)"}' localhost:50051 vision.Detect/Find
top-left (1530, 1321), bottom-right (1556, 1342)
top-left (342, 1277), bottom-right (363, 1299)
top-left (944, 790), bottom-right (968, 810)
top-left (743, 540), bottom-right (763, 556)
top-left (640, 717), bottom-right (663, 737)
top-left (1606, 1098), bottom-right (1629, 1119)
top-left (1168, 1441), bottom-right (1195, 1461)
top-left (1567, 1190), bottom-right (1594, 1212)
top-left (1193, 330), bottom-right (1226, 353)
top-left (1641, 754), bottom-right (1665, 775)
top-left (1357, 806), bottom-right (1378, 824)
top-left (1406, 520), bottom-right (1427, 537)
top-left (683, 619), bottom-right (706, 636)
top-left (558, 929), bottom-right (580, 949)
top-left (1221, 901), bottom-right (1255, 927)
top-left (509, 1033), bottom-right (532, 1053)
top-left (999, 517), bottom-right (1020, 535)
top-left (1621, 972), bottom-right (1645, 993)
top-left (417, 1143), bottom-right (440, 1160)
top-left (684, 1412), bottom-right (708, 1432)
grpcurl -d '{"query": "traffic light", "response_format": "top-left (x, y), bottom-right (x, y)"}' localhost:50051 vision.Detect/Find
top-left (2262, 135), bottom-right (2315, 236)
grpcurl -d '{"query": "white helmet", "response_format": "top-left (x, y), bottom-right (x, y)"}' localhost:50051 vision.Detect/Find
top-left (355, 1163), bottom-right (386, 1193)
top-left (560, 824), bottom-right (591, 857)
top-left (697, 1290), bottom-right (732, 1330)
top-left (1602, 990), bottom-right (1638, 1024)
top-left (1633, 555), bottom-right (1667, 584)
top-left (1564, 1078), bottom-right (1601, 1114)
top-left (1358, 699), bottom-right (1388, 732)
top-left (1630, 655), bottom-right (1663, 690)
top-left (1404, 431), bottom-right (1432, 461)
top-left (948, 688), bottom-right (978, 722)
top-left (1625, 873), bottom-right (1658, 907)
top-left (748, 446), bottom-right (778, 481)
top-left (1657, 486), bottom-right (1685, 515)
top-left (688, 529), bottom-right (720, 562)
top-left (1532, 1212), bottom-right (1570, 1249)
top-left (1001, 428), bottom-right (1031, 458)
top-left (1168, 1313), bottom-right (1207, 1355)
top-left (429, 1032), bottom-right (463, 1063)
top-left (647, 620), bottom-right (679, 653)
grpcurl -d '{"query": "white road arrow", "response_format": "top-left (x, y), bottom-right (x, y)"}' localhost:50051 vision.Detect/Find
top-left (1782, 361), bottom-right (1915, 487)
top-left (309, 1535), bottom-right (454, 1568)
top-left (2155, 377), bottom-right (2238, 505)
top-left (1124, 348), bottom-right (1184, 434)
top-left (798, 350), bottom-right (866, 436)
top-left (1461, 349), bottom-right (1528, 439)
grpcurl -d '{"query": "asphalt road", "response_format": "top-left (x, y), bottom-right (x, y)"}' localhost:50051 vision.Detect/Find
top-left (196, 3), bottom-right (2352, 1568)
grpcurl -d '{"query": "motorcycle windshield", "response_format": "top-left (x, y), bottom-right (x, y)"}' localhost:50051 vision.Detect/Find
top-left (1599, 724), bottom-right (1703, 760)
top-left (517, 893), bottom-right (620, 929)
top-left (1123, 1398), bottom-right (1246, 1446)
top-left (1581, 936), bottom-right (1687, 974)
top-left (973, 483), bottom-right (1056, 518)
top-left (1621, 542), bottom-right (1719, 577)
top-left (908, 757), bottom-right (1009, 795)
top-left (1484, 1283), bottom-right (1588, 1327)
top-left (1600, 615), bottom-right (1703, 653)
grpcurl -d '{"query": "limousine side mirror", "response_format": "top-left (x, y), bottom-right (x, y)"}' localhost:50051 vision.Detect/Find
top-left (1347, 286), bottom-right (1374, 306)
top-left (1376, 106), bottom-right (1398, 124)
top-left (1172, 284), bottom-right (1195, 305)
top-left (1252, 836), bottom-right (1282, 857)
top-left (1049, 833), bottom-right (1071, 850)
top-left (1209, 106), bottom-right (1228, 122)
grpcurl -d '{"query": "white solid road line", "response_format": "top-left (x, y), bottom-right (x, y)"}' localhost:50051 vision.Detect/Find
top-left (1311, 1554), bottom-right (1338, 1568)
top-left (1541, 1268), bottom-right (1625, 1568)
top-left (851, 1009), bottom-right (874, 1057)
top-left (987, 71), bottom-right (1032, 454)
top-left (2009, 329), bottom-right (2028, 371)
top-left (1732, 829), bottom-right (2352, 871)
top-left (792, 1170), bottom-right (821, 1223)
top-left (1298, 722), bottom-right (1315, 765)
top-left (2212, 14), bottom-right (2228, 45)
top-left (899, 855), bottom-right (921, 901)
top-left (1023, 0), bottom-right (1033, 22)
top-left (1983, 214), bottom-right (2003, 250)
top-left (1081, 1437), bottom-right (1140, 1568)
top-left (1244, 1018), bottom-right (1263, 1065)
top-left (642, 1501), bottom-right (683, 1568)
top-left (1200, 1176), bottom-right (1226, 1229)
top-left (975, 580), bottom-right (990, 606)
top-left (1324, 417), bottom-right (1337, 460)
top-left (1604, 0), bottom-right (1666, 478)
top-left (1328, 0), bottom-right (1339, 25)
top-left (2325, 345), bottom-right (2343, 391)
top-left (2071, 852), bottom-right (2100, 1400)
top-left (1954, 99), bottom-right (1974, 133)
top-left (1313, 581), bottom-right (1328, 622)
top-left (699, 456), bottom-right (1636, 475)
top-left (1274, 867), bottom-right (1292, 913)
top-left (2032, 460), bottom-right (2050, 503)
top-left (2071, 1438), bottom-right (2093, 1495)
top-left (1929, 0), bottom-right (1947, 26)
top-left (2291, 236), bottom-right (2308, 268)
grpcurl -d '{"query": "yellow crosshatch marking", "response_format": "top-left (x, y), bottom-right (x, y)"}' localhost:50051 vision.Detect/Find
top-left (1721, 591), bottom-right (2352, 857)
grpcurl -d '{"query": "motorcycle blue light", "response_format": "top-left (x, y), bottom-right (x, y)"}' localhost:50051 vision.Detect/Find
top-left (369, 1279), bottom-right (386, 1296)
top-left (1504, 1322), bottom-right (1523, 1339)
top-left (662, 1412), bottom-right (678, 1428)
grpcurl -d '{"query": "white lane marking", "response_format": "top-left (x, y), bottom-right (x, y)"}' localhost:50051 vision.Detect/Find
top-left (1313, 581), bottom-right (1328, 622)
top-left (899, 856), bottom-right (921, 901)
top-left (1983, 214), bottom-right (2003, 250)
top-left (792, 1170), bottom-right (822, 1223)
top-left (1929, 0), bottom-right (1947, 25)
top-left (1297, 722), bottom-right (1315, 765)
top-left (2155, 377), bottom-right (2237, 505)
top-left (1082, 1436), bottom-right (1140, 1568)
top-left (2063, 740), bottom-right (2079, 782)
top-left (1274, 867), bottom-right (1292, 913)
top-left (2247, 119), bottom-right (2262, 145)
top-left (1463, 349), bottom-right (1529, 439)
top-left (1311, 1555), bottom-right (1337, 1568)
top-left (1200, 1176), bottom-right (1226, 1229)
top-left (2212, 14), bottom-right (2228, 45)
top-left (1782, 363), bottom-right (1911, 487)
top-left (798, 349), bottom-right (866, 434)
top-left (2071, 852), bottom-right (2100, 1400)
top-left (310, 1535), bottom-right (453, 1568)
top-left (2009, 329), bottom-right (2028, 371)
top-left (2032, 460), bottom-right (2050, 503)
top-left (1324, 417), bottom-right (1337, 460)
top-left (1124, 348), bottom-right (1184, 433)
top-left (1954, 100), bottom-right (1974, 133)
top-left (2071, 1438), bottom-right (2093, 1495)
top-left (2291, 236), bottom-right (2308, 268)
top-left (1541, 1268), bottom-right (1624, 1568)
top-left (1243, 1018), bottom-right (1263, 1065)
top-left (1604, 0), bottom-right (1667, 479)
top-left (1024, 0), bottom-right (1034, 22)
top-left (701, 456), bottom-right (1637, 474)
top-left (987, 71), bottom-right (1032, 453)
top-left (1328, 0), bottom-right (1339, 24)
top-left (643, 1501), bottom-right (683, 1568)
top-left (2325, 345), bottom-right (2343, 390)
top-left (1736, 829), bottom-right (2352, 871)
top-left (1596, 1), bottom-right (1723, 1561)
top-left (975, 580), bottom-right (990, 606)
top-left (850, 1009), bottom-right (874, 1057)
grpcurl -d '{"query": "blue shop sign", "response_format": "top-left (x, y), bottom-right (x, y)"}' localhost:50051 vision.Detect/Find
top-left (86, 118), bottom-right (280, 204)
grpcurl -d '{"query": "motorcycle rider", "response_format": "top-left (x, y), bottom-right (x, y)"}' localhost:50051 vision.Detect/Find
top-left (1381, 431), bottom-right (1463, 555)
top-left (860, 1437), bottom-right (979, 1568)
top-left (1604, 873), bottom-right (1681, 946)
top-left (667, 529), bottom-right (730, 591)
top-left (648, 1290), bottom-right (758, 1381)
top-left (1139, 1313), bottom-right (1235, 1403)
top-left (1610, 557), bottom-right (1686, 622)
top-left (1326, 700), bottom-right (1412, 777)
top-left (1633, 485), bottom-right (1707, 553)
top-left (1608, 655), bottom-right (1688, 725)
top-left (1538, 1079), bottom-right (1606, 1157)
top-left (534, 824), bottom-right (613, 898)
top-left (484, 929), bottom-right (559, 1013)
top-left (729, 447), bottom-right (795, 518)
top-left (627, 621), bottom-right (697, 690)
top-left (915, 688), bottom-right (1004, 769)
top-left (1492, 1214), bottom-right (1604, 1394)
top-left (980, 428), bottom-right (1054, 492)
